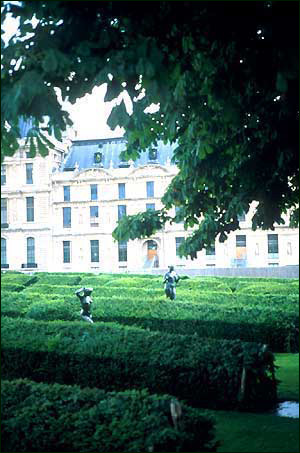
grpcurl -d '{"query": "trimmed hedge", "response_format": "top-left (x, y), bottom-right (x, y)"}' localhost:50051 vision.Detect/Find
top-left (2, 273), bottom-right (298, 352)
top-left (1, 317), bottom-right (278, 411)
top-left (0, 273), bottom-right (36, 284)
top-left (1, 379), bottom-right (218, 452)
top-left (1, 283), bottom-right (26, 292)
top-left (1, 274), bottom-right (38, 293)
top-left (22, 283), bottom-right (165, 298)
top-left (32, 273), bottom-right (83, 286)
top-left (236, 282), bottom-right (299, 296)
top-left (9, 286), bottom-right (298, 309)
top-left (2, 291), bottom-right (298, 352)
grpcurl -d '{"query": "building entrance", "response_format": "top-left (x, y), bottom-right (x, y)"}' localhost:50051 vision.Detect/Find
top-left (145, 240), bottom-right (159, 268)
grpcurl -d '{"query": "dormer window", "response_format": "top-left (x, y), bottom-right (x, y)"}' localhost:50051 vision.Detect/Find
top-left (118, 161), bottom-right (130, 168)
top-left (94, 152), bottom-right (103, 164)
top-left (148, 148), bottom-right (158, 161)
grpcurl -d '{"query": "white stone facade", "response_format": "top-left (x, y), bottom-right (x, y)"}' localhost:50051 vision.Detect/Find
top-left (1, 139), bottom-right (299, 273)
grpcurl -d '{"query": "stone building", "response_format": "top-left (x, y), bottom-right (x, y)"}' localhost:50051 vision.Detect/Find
top-left (1, 136), bottom-right (299, 273)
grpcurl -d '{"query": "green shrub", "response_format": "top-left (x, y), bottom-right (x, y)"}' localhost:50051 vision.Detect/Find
top-left (2, 273), bottom-right (298, 352)
top-left (2, 290), bottom-right (297, 352)
top-left (0, 291), bottom-right (37, 318)
top-left (25, 300), bottom-right (78, 321)
top-left (1, 378), bottom-right (218, 452)
top-left (1, 273), bottom-right (36, 285)
top-left (1, 317), bottom-right (278, 411)
top-left (236, 281), bottom-right (299, 296)
top-left (83, 276), bottom-right (162, 287)
top-left (33, 273), bottom-right (83, 286)
top-left (1, 283), bottom-right (26, 292)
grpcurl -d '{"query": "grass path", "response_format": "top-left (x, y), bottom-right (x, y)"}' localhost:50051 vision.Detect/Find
top-left (206, 353), bottom-right (299, 453)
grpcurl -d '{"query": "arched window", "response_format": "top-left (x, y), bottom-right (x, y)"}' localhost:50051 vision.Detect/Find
top-left (27, 237), bottom-right (35, 264)
top-left (1, 238), bottom-right (7, 265)
top-left (147, 240), bottom-right (157, 251)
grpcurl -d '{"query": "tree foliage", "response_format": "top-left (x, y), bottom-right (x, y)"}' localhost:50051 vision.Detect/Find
top-left (1, 1), bottom-right (299, 256)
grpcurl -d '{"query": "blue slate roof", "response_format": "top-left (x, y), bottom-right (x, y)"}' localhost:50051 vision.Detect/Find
top-left (61, 137), bottom-right (177, 171)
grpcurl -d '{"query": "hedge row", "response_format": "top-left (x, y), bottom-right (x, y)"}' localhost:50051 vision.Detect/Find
top-left (1, 317), bottom-right (278, 411)
top-left (2, 272), bottom-right (298, 294)
top-left (1, 275), bottom-right (38, 293)
top-left (11, 285), bottom-right (299, 310)
top-left (2, 274), bottom-right (82, 287)
top-left (218, 277), bottom-right (299, 291)
top-left (3, 288), bottom-right (298, 313)
top-left (2, 291), bottom-right (298, 352)
top-left (19, 282), bottom-right (299, 307)
top-left (2, 289), bottom-right (298, 325)
top-left (236, 282), bottom-right (299, 296)
top-left (0, 273), bottom-right (37, 285)
top-left (1, 379), bottom-right (218, 452)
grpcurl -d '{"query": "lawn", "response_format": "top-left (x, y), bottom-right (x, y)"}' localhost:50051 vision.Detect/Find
top-left (211, 409), bottom-right (299, 453)
top-left (208, 353), bottom-right (299, 453)
top-left (276, 353), bottom-right (299, 401)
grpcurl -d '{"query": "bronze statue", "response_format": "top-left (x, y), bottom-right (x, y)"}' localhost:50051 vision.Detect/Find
top-left (163, 265), bottom-right (179, 300)
top-left (75, 287), bottom-right (94, 323)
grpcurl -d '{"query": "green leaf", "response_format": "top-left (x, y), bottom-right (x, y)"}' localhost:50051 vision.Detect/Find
top-left (42, 50), bottom-right (58, 73)
top-left (104, 79), bottom-right (122, 103)
top-left (276, 73), bottom-right (288, 93)
top-left (107, 99), bottom-right (130, 130)
top-left (145, 61), bottom-right (155, 78)
top-left (29, 136), bottom-right (36, 158)
top-left (99, 30), bottom-right (111, 49)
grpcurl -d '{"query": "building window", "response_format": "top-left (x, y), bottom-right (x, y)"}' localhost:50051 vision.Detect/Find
top-left (63, 207), bottom-right (71, 228)
top-left (146, 203), bottom-right (155, 211)
top-left (118, 241), bottom-right (127, 262)
top-left (118, 159), bottom-right (130, 168)
top-left (1, 198), bottom-right (8, 225)
top-left (268, 234), bottom-right (279, 257)
top-left (287, 242), bottom-right (292, 256)
top-left (94, 152), bottom-right (102, 164)
top-left (26, 163), bottom-right (33, 184)
top-left (118, 205), bottom-right (127, 220)
top-left (90, 240), bottom-right (99, 262)
top-left (63, 241), bottom-right (71, 263)
top-left (236, 235), bottom-right (246, 248)
top-left (1, 238), bottom-right (7, 265)
top-left (64, 186), bottom-right (70, 201)
top-left (90, 206), bottom-right (99, 226)
top-left (91, 184), bottom-right (98, 201)
top-left (148, 148), bottom-right (157, 161)
top-left (235, 235), bottom-right (247, 266)
top-left (146, 181), bottom-right (154, 198)
top-left (118, 183), bottom-right (125, 200)
top-left (27, 237), bottom-right (35, 264)
top-left (175, 237), bottom-right (184, 257)
top-left (26, 197), bottom-right (34, 222)
top-left (238, 212), bottom-right (246, 222)
top-left (1, 165), bottom-right (6, 185)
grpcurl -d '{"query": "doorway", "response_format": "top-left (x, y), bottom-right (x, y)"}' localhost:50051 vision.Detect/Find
top-left (146, 240), bottom-right (159, 268)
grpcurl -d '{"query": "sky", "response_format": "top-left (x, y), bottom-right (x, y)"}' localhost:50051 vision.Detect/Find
top-left (2, 11), bottom-right (131, 141)
top-left (61, 85), bottom-right (126, 141)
